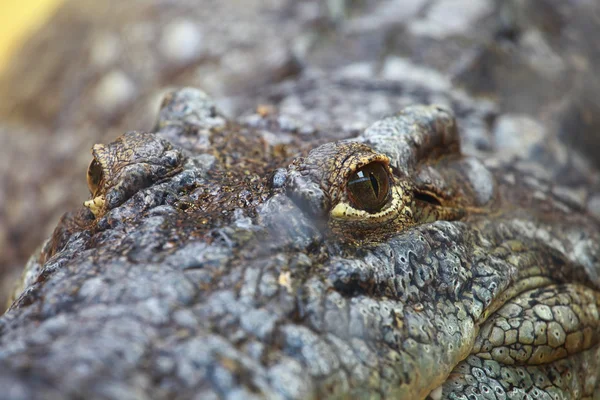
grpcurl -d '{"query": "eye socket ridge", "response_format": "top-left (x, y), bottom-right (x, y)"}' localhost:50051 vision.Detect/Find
top-left (346, 161), bottom-right (392, 213)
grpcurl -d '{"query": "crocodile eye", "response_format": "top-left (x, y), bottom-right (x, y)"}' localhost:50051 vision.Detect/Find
top-left (87, 158), bottom-right (103, 196)
top-left (347, 162), bottom-right (390, 213)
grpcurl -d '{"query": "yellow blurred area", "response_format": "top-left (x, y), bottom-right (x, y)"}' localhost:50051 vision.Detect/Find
top-left (0, 0), bottom-right (64, 73)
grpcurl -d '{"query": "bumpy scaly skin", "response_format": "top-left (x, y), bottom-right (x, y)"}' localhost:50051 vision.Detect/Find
top-left (3, 88), bottom-right (600, 400)
top-left (84, 131), bottom-right (184, 216)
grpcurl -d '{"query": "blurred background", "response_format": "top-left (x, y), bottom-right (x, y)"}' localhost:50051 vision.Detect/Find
top-left (1, 0), bottom-right (600, 309)
top-left (0, 0), bottom-right (63, 73)
top-left (0, 0), bottom-right (65, 302)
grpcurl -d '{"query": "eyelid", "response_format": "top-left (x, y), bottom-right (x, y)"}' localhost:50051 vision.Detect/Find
top-left (342, 153), bottom-right (392, 184)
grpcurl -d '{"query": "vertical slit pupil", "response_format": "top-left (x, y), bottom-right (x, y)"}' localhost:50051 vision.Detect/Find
top-left (346, 162), bottom-right (390, 213)
top-left (369, 173), bottom-right (379, 197)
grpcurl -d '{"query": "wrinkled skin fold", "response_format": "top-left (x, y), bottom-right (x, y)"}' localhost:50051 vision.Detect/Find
top-left (2, 88), bottom-right (600, 399)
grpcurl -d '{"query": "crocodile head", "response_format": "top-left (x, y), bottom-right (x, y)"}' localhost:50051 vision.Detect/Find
top-left (4, 88), bottom-right (600, 399)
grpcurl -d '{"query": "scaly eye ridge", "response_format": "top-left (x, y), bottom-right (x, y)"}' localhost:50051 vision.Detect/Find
top-left (347, 162), bottom-right (390, 213)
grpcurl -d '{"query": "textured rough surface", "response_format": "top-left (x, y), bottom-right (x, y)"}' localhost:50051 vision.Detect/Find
top-left (3, 87), bottom-right (600, 399)
top-left (3, 0), bottom-right (600, 306)
top-left (2, 0), bottom-right (600, 399)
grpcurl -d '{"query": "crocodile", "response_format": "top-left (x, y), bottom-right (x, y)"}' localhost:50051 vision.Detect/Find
top-left (2, 86), bottom-right (600, 399)
top-left (4, 0), bottom-right (600, 310)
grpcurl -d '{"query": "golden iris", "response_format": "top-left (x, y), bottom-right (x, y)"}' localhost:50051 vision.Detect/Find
top-left (347, 162), bottom-right (390, 213)
top-left (87, 159), bottom-right (103, 196)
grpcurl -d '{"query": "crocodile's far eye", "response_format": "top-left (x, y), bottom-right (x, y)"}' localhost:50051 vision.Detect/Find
top-left (347, 162), bottom-right (390, 213)
top-left (87, 158), bottom-right (103, 195)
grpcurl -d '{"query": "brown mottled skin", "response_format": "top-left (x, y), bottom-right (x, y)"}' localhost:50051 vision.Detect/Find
top-left (3, 87), bottom-right (600, 399)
